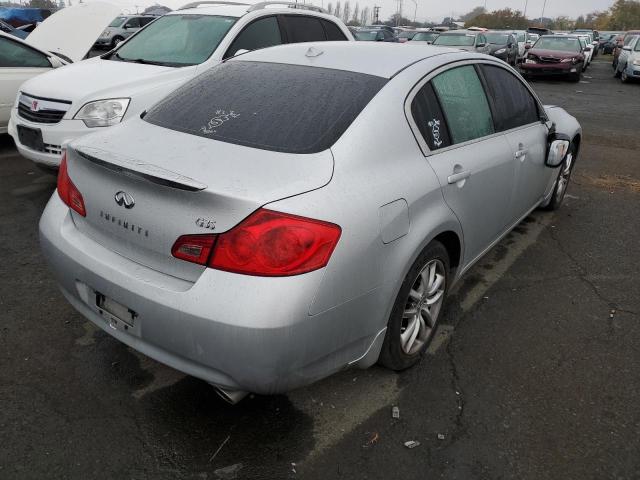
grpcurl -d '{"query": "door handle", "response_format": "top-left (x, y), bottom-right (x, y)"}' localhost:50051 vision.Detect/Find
top-left (447, 170), bottom-right (471, 184)
top-left (515, 148), bottom-right (529, 160)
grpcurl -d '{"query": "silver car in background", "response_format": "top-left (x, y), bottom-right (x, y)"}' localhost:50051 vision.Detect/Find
top-left (94, 14), bottom-right (157, 49)
top-left (40, 43), bottom-right (581, 402)
top-left (615, 35), bottom-right (640, 83)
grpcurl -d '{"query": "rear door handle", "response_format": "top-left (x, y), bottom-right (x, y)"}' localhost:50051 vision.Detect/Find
top-left (447, 171), bottom-right (471, 184)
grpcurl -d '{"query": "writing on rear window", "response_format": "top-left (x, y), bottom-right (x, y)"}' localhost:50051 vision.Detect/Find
top-left (201, 110), bottom-right (241, 134)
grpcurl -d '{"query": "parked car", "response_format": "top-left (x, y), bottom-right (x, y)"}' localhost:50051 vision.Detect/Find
top-left (408, 31), bottom-right (439, 44)
top-left (39, 42), bottom-right (580, 402)
top-left (614, 30), bottom-right (640, 69)
top-left (484, 31), bottom-right (518, 65)
top-left (0, 19), bottom-right (28, 39)
top-left (8, 2), bottom-right (353, 169)
top-left (614, 35), bottom-right (640, 83)
top-left (397, 29), bottom-right (418, 43)
top-left (600, 32), bottom-right (622, 54)
top-left (355, 28), bottom-right (398, 42)
top-left (521, 35), bottom-right (586, 82)
top-left (364, 24), bottom-right (396, 36)
top-left (94, 14), bottom-right (158, 49)
top-left (432, 30), bottom-right (491, 54)
top-left (507, 30), bottom-right (528, 62)
top-left (575, 34), bottom-right (594, 67)
top-left (0, 3), bottom-right (119, 134)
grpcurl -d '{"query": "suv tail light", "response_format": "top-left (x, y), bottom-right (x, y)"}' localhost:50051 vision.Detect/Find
top-left (172, 209), bottom-right (341, 277)
top-left (58, 152), bottom-right (86, 217)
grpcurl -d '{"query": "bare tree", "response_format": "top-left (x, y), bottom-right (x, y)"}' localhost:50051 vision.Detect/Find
top-left (334, 1), bottom-right (341, 20)
top-left (343, 0), bottom-right (351, 23)
top-left (326, 1), bottom-right (333, 15)
top-left (352, 2), bottom-right (360, 24)
top-left (361, 5), bottom-right (370, 25)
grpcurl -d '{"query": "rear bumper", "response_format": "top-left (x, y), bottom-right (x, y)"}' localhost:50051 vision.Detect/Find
top-left (39, 195), bottom-right (384, 394)
top-left (8, 109), bottom-right (92, 169)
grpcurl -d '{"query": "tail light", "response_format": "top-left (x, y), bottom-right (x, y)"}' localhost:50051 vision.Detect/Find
top-left (172, 209), bottom-right (341, 277)
top-left (58, 152), bottom-right (86, 217)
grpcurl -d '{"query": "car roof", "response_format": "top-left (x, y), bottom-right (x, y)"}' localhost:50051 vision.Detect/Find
top-left (170, 3), bottom-right (335, 18)
top-left (232, 41), bottom-right (465, 78)
top-left (440, 30), bottom-right (481, 35)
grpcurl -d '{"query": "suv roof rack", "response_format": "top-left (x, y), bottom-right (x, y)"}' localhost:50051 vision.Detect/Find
top-left (247, 2), bottom-right (327, 13)
top-left (177, 1), bottom-right (250, 11)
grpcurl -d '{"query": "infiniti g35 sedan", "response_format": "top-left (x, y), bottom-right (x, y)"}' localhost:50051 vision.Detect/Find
top-left (40, 42), bottom-right (581, 403)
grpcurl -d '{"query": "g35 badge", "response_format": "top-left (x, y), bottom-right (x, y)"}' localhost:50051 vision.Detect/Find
top-left (196, 218), bottom-right (216, 231)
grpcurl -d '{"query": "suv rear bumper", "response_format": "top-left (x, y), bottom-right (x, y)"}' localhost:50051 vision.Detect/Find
top-left (40, 195), bottom-right (383, 394)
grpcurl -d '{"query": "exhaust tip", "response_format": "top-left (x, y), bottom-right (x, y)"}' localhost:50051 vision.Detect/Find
top-left (214, 386), bottom-right (249, 405)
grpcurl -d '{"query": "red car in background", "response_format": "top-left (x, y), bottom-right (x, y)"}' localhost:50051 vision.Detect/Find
top-left (521, 35), bottom-right (586, 82)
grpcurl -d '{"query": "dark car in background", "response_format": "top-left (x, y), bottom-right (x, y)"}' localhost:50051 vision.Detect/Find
top-left (521, 35), bottom-right (586, 82)
top-left (432, 30), bottom-right (491, 54)
top-left (355, 28), bottom-right (398, 42)
top-left (0, 19), bottom-right (27, 39)
top-left (485, 31), bottom-right (518, 65)
top-left (397, 30), bottom-right (417, 43)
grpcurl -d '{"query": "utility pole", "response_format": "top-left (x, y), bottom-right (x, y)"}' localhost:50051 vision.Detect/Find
top-left (540, 0), bottom-right (548, 25)
top-left (523, 0), bottom-right (528, 19)
top-left (373, 5), bottom-right (380, 24)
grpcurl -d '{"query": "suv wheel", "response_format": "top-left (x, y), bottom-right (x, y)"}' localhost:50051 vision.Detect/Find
top-left (112, 36), bottom-right (124, 48)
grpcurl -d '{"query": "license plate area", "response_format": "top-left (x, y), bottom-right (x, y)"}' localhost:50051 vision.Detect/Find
top-left (95, 292), bottom-right (139, 335)
top-left (17, 125), bottom-right (45, 152)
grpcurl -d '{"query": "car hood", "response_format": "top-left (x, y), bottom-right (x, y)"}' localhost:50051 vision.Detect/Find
top-left (19, 57), bottom-right (181, 103)
top-left (25, 2), bottom-right (120, 62)
top-left (528, 48), bottom-right (580, 59)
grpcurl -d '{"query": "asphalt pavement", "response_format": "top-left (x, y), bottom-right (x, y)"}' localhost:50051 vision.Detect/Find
top-left (1, 57), bottom-right (638, 480)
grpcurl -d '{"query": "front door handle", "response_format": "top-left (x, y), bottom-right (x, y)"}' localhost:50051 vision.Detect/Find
top-left (447, 170), bottom-right (471, 184)
top-left (515, 148), bottom-right (529, 160)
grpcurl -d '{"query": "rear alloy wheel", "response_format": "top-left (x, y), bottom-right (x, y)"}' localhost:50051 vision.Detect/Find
top-left (543, 143), bottom-right (576, 211)
top-left (379, 241), bottom-right (449, 370)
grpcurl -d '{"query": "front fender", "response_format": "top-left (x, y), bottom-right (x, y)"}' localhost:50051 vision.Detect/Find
top-left (544, 105), bottom-right (582, 143)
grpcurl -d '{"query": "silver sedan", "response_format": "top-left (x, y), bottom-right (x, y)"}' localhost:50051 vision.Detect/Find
top-left (40, 43), bottom-right (581, 402)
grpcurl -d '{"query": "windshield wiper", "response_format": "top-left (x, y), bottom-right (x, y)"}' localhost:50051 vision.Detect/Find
top-left (113, 53), bottom-right (166, 66)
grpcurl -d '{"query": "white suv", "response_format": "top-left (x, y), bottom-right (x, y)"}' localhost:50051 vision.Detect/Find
top-left (9, 1), bottom-right (352, 169)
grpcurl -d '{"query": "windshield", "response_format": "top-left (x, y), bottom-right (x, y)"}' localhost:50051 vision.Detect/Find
top-left (485, 33), bottom-right (509, 44)
top-left (412, 32), bottom-right (438, 42)
top-left (113, 14), bottom-right (237, 67)
top-left (355, 31), bottom-right (379, 41)
top-left (398, 31), bottom-right (415, 39)
top-left (534, 37), bottom-right (581, 52)
top-left (635, 38), bottom-right (640, 51)
top-left (144, 61), bottom-right (387, 154)
top-left (109, 16), bottom-right (126, 27)
top-left (433, 34), bottom-right (475, 46)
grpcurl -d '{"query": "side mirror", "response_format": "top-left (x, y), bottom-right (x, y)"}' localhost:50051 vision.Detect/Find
top-left (623, 45), bottom-right (632, 51)
top-left (546, 131), bottom-right (571, 167)
top-left (477, 42), bottom-right (486, 48)
top-left (525, 44), bottom-right (532, 50)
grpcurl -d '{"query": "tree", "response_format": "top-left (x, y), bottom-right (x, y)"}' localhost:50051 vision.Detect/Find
top-left (460, 6), bottom-right (487, 22)
top-left (361, 6), bottom-right (370, 26)
top-left (326, 2), bottom-right (333, 15)
top-left (352, 2), bottom-right (359, 24)
top-left (343, 0), bottom-right (350, 24)
top-left (27, 0), bottom-right (56, 8)
top-left (465, 8), bottom-right (528, 29)
top-left (604, 0), bottom-right (640, 30)
top-left (334, 1), bottom-right (341, 20)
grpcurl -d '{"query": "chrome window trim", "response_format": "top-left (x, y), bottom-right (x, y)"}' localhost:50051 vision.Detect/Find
top-left (404, 58), bottom-right (548, 158)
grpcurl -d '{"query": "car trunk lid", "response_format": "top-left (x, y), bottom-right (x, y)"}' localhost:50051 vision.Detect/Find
top-left (65, 119), bottom-right (334, 282)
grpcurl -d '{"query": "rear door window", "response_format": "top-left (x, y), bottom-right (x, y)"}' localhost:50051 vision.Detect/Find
top-left (321, 19), bottom-right (347, 40)
top-left (124, 17), bottom-right (141, 28)
top-left (282, 15), bottom-right (326, 42)
top-left (410, 82), bottom-right (451, 151)
top-left (224, 16), bottom-right (282, 59)
top-left (480, 64), bottom-right (540, 131)
top-left (144, 61), bottom-right (387, 154)
top-left (431, 65), bottom-right (494, 145)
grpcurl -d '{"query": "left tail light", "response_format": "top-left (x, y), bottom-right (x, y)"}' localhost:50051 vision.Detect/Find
top-left (58, 151), bottom-right (86, 217)
top-left (171, 208), bottom-right (341, 277)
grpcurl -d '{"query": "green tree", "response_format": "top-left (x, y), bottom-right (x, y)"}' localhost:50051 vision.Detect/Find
top-left (460, 6), bottom-right (487, 22)
top-left (465, 8), bottom-right (528, 29)
top-left (605, 0), bottom-right (640, 30)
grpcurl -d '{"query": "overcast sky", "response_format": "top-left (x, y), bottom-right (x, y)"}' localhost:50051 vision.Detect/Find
top-left (99, 0), bottom-right (617, 23)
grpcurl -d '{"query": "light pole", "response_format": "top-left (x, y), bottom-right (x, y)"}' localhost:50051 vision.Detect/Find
top-left (540, 0), bottom-right (548, 25)
top-left (523, 0), bottom-right (528, 19)
top-left (408, 0), bottom-right (417, 23)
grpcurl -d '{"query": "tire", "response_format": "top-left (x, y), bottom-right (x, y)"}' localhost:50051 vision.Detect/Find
top-left (111, 36), bottom-right (124, 48)
top-left (621, 66), bottom-right (630, 83)
top-left (570, 70), bottom-right (581, 82)
top-left (378, 241), bottom-right (450, 371)
top-left (542, 142), bottom-right (576, 211)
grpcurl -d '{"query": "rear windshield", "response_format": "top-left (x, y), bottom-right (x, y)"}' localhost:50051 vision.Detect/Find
top-left (144, 61), bottom-right (387, 154)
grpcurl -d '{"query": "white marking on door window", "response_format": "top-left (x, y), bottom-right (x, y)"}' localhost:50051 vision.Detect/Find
top-left (428, 119), bottom-right (443, 147)
top-left (201, 109), bottom-right (240, 134)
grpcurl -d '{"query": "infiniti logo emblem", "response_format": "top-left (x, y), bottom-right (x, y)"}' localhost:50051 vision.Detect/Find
top-left (114, 191), bottom-right (135, 209)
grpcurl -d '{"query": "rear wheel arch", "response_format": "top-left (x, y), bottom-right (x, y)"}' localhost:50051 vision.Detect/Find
top-left (432, 230), bottom-right (461, 275)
